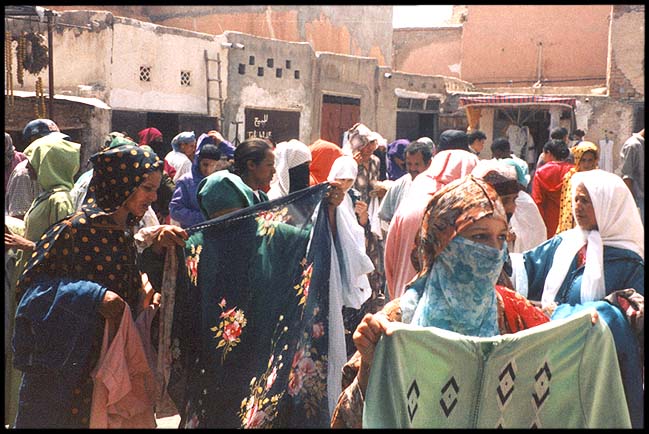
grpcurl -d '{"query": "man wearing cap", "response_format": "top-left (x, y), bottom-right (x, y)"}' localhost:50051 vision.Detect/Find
top-left (5, 119), bottom-right (68, 219)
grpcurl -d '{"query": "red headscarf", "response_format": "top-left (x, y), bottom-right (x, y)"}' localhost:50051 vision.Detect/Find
top-left (138, 127), bottom-right (163, 146)
top-left (308, 139), bottom-right (343, 186)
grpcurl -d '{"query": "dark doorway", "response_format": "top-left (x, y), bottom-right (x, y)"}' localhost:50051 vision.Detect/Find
top-left (147, 113), bottom-right (179, 147)
top-left (396, 112), bottom-right (437, 142)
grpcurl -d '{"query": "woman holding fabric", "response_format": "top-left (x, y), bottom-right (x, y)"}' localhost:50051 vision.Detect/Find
top-left (514, 168), bottom-right (643, 308)
top-left (511, 168), bottom-right (644, 428)
top-left (12, 141), bottom-right (188, 428)
top-left (330, 175), bottom-right (551, 428)
top-left (233, 138), bottom-right (276, 203)
top-left (384, 147), bottom-right (479, 300)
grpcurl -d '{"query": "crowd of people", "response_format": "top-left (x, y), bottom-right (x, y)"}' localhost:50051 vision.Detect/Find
top-left (4, 119), bottom-right (644, 428)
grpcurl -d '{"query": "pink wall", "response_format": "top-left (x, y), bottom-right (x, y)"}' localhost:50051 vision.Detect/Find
top-left (393, 27), bottom-right (462, 77)
top-left (460, 5), bottom-right (612, 87)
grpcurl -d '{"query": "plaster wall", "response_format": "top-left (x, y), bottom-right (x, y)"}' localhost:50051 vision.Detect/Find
top-left (573, 96), bottom-right (636, 171)
top-left (6, 11), bottom-right (113, 99)
top-left (460, 5), bottom-right (611, 87)
top-left (48, 5), bottom-right (393, 66)
top-left (220, 32), bottom-right (316, 144)
top-left (314, 53), bottom-right (380, 142)
top-left (393, 27), bottom-right (462, 77)
top-left (607, 5), bottom-right (644, 99)
top-left (108, 18), bottom-right (218, 113)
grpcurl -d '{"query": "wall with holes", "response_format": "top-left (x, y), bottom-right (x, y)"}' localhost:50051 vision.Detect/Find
top-left (220, 31), bottom-right (316, 144)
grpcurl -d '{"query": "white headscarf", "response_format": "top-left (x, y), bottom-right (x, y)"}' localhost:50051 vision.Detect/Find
top-left (326, 155), bottom-right (373, 307)
top-left (267, 139), bottom-right (311, 199)
top-left (541, 169), bottom-right (644, 308)
top-left (324, 155), bottom-right (373, 416)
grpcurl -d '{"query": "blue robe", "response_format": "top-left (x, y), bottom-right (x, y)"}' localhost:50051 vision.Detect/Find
top-left (522, 235), bottom-right (644, 304)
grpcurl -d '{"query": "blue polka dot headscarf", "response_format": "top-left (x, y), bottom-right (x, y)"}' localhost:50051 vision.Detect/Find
top-left (86, 140), bottom-right (162, 213)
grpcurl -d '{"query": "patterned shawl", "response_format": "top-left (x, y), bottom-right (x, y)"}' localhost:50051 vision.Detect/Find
top-left (168, 184), bottom-right (334, 428)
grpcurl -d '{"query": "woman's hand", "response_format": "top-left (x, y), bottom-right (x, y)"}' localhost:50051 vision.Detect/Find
top-left (138, 272), bottom-right (160, 314)
top-left (99, 290), bottom-right (126, 320)
top-left (326, 181), bottom-right (346, 208)
top-left (353, 312), bottom-right (391, 394)
top-left (4, 232), bottom-right (35, 252)
top-left (354, 200), bottom-right (369, 226)
top-left (154, 225), bottom-right (188, 249)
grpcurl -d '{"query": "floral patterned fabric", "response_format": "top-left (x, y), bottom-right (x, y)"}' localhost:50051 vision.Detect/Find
top-left (168, 183), bottom-right (334, 428)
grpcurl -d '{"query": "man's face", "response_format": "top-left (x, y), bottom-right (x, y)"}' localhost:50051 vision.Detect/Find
top-left (405, 151), bottom-right (430, 179)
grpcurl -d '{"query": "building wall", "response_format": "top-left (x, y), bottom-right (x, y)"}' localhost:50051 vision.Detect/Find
top-left (220, 32), bottom-right (316, 144)
top-left (108, 17), bottom-right (218, 114)
top-left (607, 4), bottom-right (644, 100)
top-left (460, 5), bottom-right (612, 87)
top-left (46, 5), bottom-right (394, 66)
top-left (393, 26), bottom-right (462, 77)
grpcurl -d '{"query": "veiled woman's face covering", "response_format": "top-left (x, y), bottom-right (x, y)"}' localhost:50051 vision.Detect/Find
top-left (413, 175), bottom-right (507, 279)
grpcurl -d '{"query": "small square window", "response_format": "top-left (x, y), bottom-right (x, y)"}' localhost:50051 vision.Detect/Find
top-left (257, 67), bottom-right (264, 77)
top-left (267, 58), bottom-right (274, 68)
top-left (140, 66), bottom-right (151, 82)
top-left (276, 68), bottom-right (282, 78)
top-left (180, 70), bottom-right (191, 87)
top-left (285, 60), bottom-right (291, 69)
top-left (249, 56), bottom-right (255, 65)
top-left (238, 64), bottom-right (246, 75)
top-left (294, 70), bottom-right (300, 79)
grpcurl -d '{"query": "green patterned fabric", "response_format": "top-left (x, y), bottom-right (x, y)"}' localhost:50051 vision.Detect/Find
top-left (169, 183), bottom-right (335, 428)
top-left (364, 311), bottom-right (630, 428)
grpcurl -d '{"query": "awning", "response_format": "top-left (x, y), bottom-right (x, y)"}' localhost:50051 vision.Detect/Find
top-left (395, 88), bottom-right (443, 100)
top-left (459, 95), bottom-right (576, 109)
top-left (9, 90), bottom-right (111, 109)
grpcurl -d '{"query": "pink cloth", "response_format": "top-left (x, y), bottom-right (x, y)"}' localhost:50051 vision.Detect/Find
top-left (90, 306), bottom-right (157, 428)
top-left (384, 150), bottom-right (479, 300)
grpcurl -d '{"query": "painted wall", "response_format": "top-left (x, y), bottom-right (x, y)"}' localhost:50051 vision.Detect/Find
top-left (607, 4), bottom-right (644, 100)
top-left (460, 5), bottom-right (612, 87)
top-left (46, 5), bottom-right (393, 66)
top-left (393, 26), bottom-right (463, 77)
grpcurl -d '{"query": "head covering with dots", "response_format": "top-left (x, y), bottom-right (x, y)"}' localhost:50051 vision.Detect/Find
top-left (85, 142), bottom-right (162, 214)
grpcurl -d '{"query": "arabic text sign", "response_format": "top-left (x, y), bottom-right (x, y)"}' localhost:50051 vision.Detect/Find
top-left (244, 108), bottom-right (300, 144)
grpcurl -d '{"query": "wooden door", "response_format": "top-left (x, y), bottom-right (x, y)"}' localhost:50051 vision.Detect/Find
top-left (321, 95), bottom-right (360, 146)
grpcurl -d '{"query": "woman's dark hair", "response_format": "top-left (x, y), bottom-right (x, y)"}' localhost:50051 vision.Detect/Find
top-left (543, 139), bottom-right (570, 160)
top-left (233, 138), bottom-right (273, 175)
